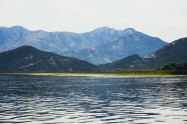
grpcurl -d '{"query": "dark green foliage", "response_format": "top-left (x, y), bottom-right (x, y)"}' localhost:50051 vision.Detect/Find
top-left (162, 62), bottom-right (187, 70)
top-left (116, 70), bottom-right (187, 75)
top-left (0, 46), bottom-right (96, 72)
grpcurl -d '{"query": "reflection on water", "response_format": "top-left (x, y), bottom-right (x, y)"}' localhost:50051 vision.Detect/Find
top-left (0, 75), bottom-right (187, 124)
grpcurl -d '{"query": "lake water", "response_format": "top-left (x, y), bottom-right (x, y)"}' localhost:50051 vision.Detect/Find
top-left (0, 75), bottom-right (187, 124)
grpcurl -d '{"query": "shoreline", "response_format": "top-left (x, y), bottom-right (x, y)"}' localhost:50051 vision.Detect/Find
top-left (1, 72), bottom-right (187, 78)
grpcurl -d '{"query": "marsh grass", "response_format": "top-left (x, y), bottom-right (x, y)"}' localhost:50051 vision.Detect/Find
top-left (1, 70), bottom-right (187, 77)
top-left (80, 70), bottom-right (187, 76)
top-left (114, 70), bottom-right (187, 76)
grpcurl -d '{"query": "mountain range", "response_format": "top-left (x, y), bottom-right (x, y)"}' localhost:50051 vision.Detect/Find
top-left (0, 26), bottom-right (167, 64)
top-left (99, 37), bottom-right (187, 70)
top-left (0, 37), bottom-right (186, 72)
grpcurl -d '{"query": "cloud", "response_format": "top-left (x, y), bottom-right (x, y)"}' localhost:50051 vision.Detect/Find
top-left (0, 0), bottom-right (187, 42)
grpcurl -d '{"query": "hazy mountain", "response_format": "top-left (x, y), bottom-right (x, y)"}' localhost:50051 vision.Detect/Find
top-left (99, 37), bottom-right (187, 70)
top-left (0, 26), bottom-right (29, 48)
top-left (93, 28), bottom-right (167, 63)
top-left (0, 26), bottom-right (167, 64)
top-left (0, 46), bottom-right (96, 72)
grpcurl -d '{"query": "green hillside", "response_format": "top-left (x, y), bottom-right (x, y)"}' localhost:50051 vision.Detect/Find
top-left (0, 46), bottom-right (96, 72)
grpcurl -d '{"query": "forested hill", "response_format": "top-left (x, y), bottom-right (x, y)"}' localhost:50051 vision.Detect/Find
top-left (0, 46), bottom-right (96, 72)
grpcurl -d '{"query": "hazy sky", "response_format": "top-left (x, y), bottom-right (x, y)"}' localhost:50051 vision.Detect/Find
top-left (0, 0), bottom-right (187, 42)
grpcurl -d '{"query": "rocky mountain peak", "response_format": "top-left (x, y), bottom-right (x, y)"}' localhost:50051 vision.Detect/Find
top-left (119, 28), bottom-right (136, 36)
top-left (93, 26), bottom-right (111, 32)
top-left (0, 25), bottom-right (28, 32)
top-left (10, 26), bottom-right (28, 31)
top-left (0, 26), bottom-right (167, 64)
top-left (92, 26), bottom-right (120, 35)
top-left (116, 28), bottom-right (138, 39)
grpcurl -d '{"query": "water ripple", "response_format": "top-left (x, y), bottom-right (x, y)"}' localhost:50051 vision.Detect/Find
top-left (0, 75), bottom-right (187, 123)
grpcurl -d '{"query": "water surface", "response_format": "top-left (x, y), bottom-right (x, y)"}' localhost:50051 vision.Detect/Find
top-left (0, 75), bottom-right (187, 124)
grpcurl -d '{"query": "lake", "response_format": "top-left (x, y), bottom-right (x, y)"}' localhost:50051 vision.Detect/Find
top-left (0, 74), bottom-right (187, 124)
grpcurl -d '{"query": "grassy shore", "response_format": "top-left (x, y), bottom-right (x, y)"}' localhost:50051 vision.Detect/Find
top-left (1, 70), bottom-right (187, 77)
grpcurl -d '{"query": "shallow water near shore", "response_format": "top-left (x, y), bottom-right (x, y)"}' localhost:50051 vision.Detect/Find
top-left (0, 74), bottom-right (187, 124)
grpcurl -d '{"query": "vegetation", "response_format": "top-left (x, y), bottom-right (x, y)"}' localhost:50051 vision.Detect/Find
top-left (1, 70), bottom-right (187, 76)
top-left (0, 46), bottom-right (96, 72)
top-left (162, 62), bottom-right (187, 70)
top-left (102, 70), bottom-right (187, 76)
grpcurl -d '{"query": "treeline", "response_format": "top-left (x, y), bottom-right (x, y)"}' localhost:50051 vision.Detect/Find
top-left (161, 62), bottom-right (187, 70)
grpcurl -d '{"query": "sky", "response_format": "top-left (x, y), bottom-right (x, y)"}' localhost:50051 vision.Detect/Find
top-left (0, 0), bottom-right (187, 42)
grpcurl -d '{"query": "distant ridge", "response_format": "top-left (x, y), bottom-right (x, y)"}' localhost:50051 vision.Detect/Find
top-left (0, 26), bottom-right (167, 64)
